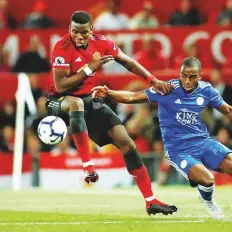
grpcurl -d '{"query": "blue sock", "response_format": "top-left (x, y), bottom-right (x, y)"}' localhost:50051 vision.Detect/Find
top-left (198, 184), bottom-right (215, 201)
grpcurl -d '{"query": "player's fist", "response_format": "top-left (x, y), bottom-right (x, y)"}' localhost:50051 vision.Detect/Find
top-left (89, 55), bottom-right (114, 72)
top-left (151, 78), bottom-right (173, 95)
top-left (91, 85), bottom-right (109, 99)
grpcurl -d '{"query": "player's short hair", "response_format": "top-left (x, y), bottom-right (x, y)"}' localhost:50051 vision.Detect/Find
top-left (71, 11), bottom-right (92, 24)
top-left (181, 57), bottom-right (202, 72)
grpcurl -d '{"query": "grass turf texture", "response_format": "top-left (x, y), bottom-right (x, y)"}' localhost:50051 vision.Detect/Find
top-left (0, 186), bottom-right (231, 232)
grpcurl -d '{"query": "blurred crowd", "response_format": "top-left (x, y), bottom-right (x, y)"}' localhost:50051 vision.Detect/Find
top-left (1, 0), bottom-right (232, 184)
top-left (2, 0), bottom-right (232, 30)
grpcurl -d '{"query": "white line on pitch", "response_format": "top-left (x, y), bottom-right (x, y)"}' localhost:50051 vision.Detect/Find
top-left (0, 220), bottom-right (206, 225)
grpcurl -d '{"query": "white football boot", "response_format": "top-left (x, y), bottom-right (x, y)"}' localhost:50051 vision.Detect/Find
top-left (199, 196), bottom-right (224, 219)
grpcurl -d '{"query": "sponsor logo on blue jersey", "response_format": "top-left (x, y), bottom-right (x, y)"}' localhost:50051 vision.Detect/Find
top-left (176, 108), bottom-right (198, 125)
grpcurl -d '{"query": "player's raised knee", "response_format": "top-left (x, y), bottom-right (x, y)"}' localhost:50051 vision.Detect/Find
top-left (68, 97), bottom-right (84, 111)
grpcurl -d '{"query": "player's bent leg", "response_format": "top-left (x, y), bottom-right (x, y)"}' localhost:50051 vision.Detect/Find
top-left (188, 164), bottom-right (224, 219)
top-left (218, 153), bottom-right (232, 176)
top-left (109, 125), bottom-right (177, 215)
top-left (61, 97), bottom-right (98, 183)
top-left (168, 151), bottom-right (223, 219)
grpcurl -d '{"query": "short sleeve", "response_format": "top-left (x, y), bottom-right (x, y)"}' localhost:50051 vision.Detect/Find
top-left (144, 88), bottom-right (167, 103)
top-left (104, 38), bottom-right (120, 58)
top-left (208, 86), bottom-right (224, 108)
top-left (52, 43), bottom-right (71, 69)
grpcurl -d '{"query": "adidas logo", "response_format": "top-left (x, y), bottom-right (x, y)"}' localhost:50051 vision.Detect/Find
top-left (75, 57), bottom-right (82, 62)
top-left (175, 99), bottom-right (182, 104)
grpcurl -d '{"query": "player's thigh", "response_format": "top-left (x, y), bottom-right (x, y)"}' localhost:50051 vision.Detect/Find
top-left (61, 96), bottom-right (84, 112)
top-left (218, 152), bottom-right (232, 175)
top-left (165, 151), bottom-right (204, 186)
top-left (202, 138), bottom-right (232, 171)
top-left (85, 101), bottom-right (122, 147)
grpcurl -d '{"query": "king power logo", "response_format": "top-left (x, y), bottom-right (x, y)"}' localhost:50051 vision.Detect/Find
top-left (176, 108), bottom-right (198, 125)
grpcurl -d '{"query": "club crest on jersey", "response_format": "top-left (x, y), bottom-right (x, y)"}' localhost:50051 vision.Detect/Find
top-left (176, 108), bottom-right (198, 125)
top-left (93, 52), bottom-right (101, 60)
top-left (196, 97), bottom-right (204, 105)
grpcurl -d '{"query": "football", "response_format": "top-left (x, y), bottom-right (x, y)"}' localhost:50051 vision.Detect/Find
top-left (37, 116), bottom-right (67, 145)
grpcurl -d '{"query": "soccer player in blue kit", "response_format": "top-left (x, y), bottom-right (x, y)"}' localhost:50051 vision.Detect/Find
top-left (92, 57), bottom-right (232, 219)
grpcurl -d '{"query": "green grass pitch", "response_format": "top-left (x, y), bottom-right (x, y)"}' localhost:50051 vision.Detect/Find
top-left (0, 186), bottom-right (231, 232)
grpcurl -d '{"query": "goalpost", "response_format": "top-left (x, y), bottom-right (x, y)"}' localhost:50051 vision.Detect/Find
top-left (12, 73), bottom-right (37, 191)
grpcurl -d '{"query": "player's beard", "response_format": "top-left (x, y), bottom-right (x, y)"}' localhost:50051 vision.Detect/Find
top-left (76, 40), bottom-right (85, 47)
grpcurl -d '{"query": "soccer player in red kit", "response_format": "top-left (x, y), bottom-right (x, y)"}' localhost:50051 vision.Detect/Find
top-left (46, 11), bottom-right (177, 215)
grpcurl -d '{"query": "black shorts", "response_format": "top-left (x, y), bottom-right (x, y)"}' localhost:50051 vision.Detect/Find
top-left (45, 95), bottom-right (122, 146)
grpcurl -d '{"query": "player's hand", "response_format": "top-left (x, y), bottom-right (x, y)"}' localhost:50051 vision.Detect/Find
top-left (89, 55), bottom-right (114, 72)
top-left (151, 78), bottom-right (173, 95)
top-left (91, 85), bottom-right (109, 99)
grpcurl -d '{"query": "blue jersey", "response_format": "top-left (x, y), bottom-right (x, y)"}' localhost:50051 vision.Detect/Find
top-left (144, 79), bottom-right (224, 152)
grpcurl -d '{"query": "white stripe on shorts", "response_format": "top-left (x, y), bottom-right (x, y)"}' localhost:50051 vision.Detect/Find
top-left (168, 160), bottom-right (188, 180)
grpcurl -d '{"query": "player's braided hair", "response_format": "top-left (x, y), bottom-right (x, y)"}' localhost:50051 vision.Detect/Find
top-left (181, 57), bottom-right (202, 72)
top-left (71, 11), bottom-right (92, 24)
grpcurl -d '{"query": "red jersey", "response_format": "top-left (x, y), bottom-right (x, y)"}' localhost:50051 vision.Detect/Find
top-left (47, 33), bottom-right (119, 96)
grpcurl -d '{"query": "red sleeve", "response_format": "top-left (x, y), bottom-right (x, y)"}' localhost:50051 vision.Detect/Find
top-left (104, 38), bottom-right (120, 58)
top-left (52, 42), bottom-right (71, 69)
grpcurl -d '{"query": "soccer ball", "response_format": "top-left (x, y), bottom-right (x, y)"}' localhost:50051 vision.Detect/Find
top-left (37, 116), bottom-right (67, 145)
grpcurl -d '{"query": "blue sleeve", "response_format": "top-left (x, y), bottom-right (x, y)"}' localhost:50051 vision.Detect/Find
top-left (208, 86), bottom-right (224, 108)
top-left (144, 88), bottom-right (168, 103)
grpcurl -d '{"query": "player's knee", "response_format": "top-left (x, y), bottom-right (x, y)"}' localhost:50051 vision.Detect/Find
top-left (200, 175), bottom-right (215, 187)
top-left (118, 137), bottom-right (136, 154)
top-left (69, 97), bottom-right (84, 111)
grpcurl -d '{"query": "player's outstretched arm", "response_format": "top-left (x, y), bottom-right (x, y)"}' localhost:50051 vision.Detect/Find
top-left (217, 102), bottom-right (232, 120)
top-left (115, 50), bottom-right (173, 95)
top-left (91, 86), bottom-right (149, 104)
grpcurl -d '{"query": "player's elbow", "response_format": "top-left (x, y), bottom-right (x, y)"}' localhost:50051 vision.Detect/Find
top-left (55, 84), bottom-right (65, 94)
